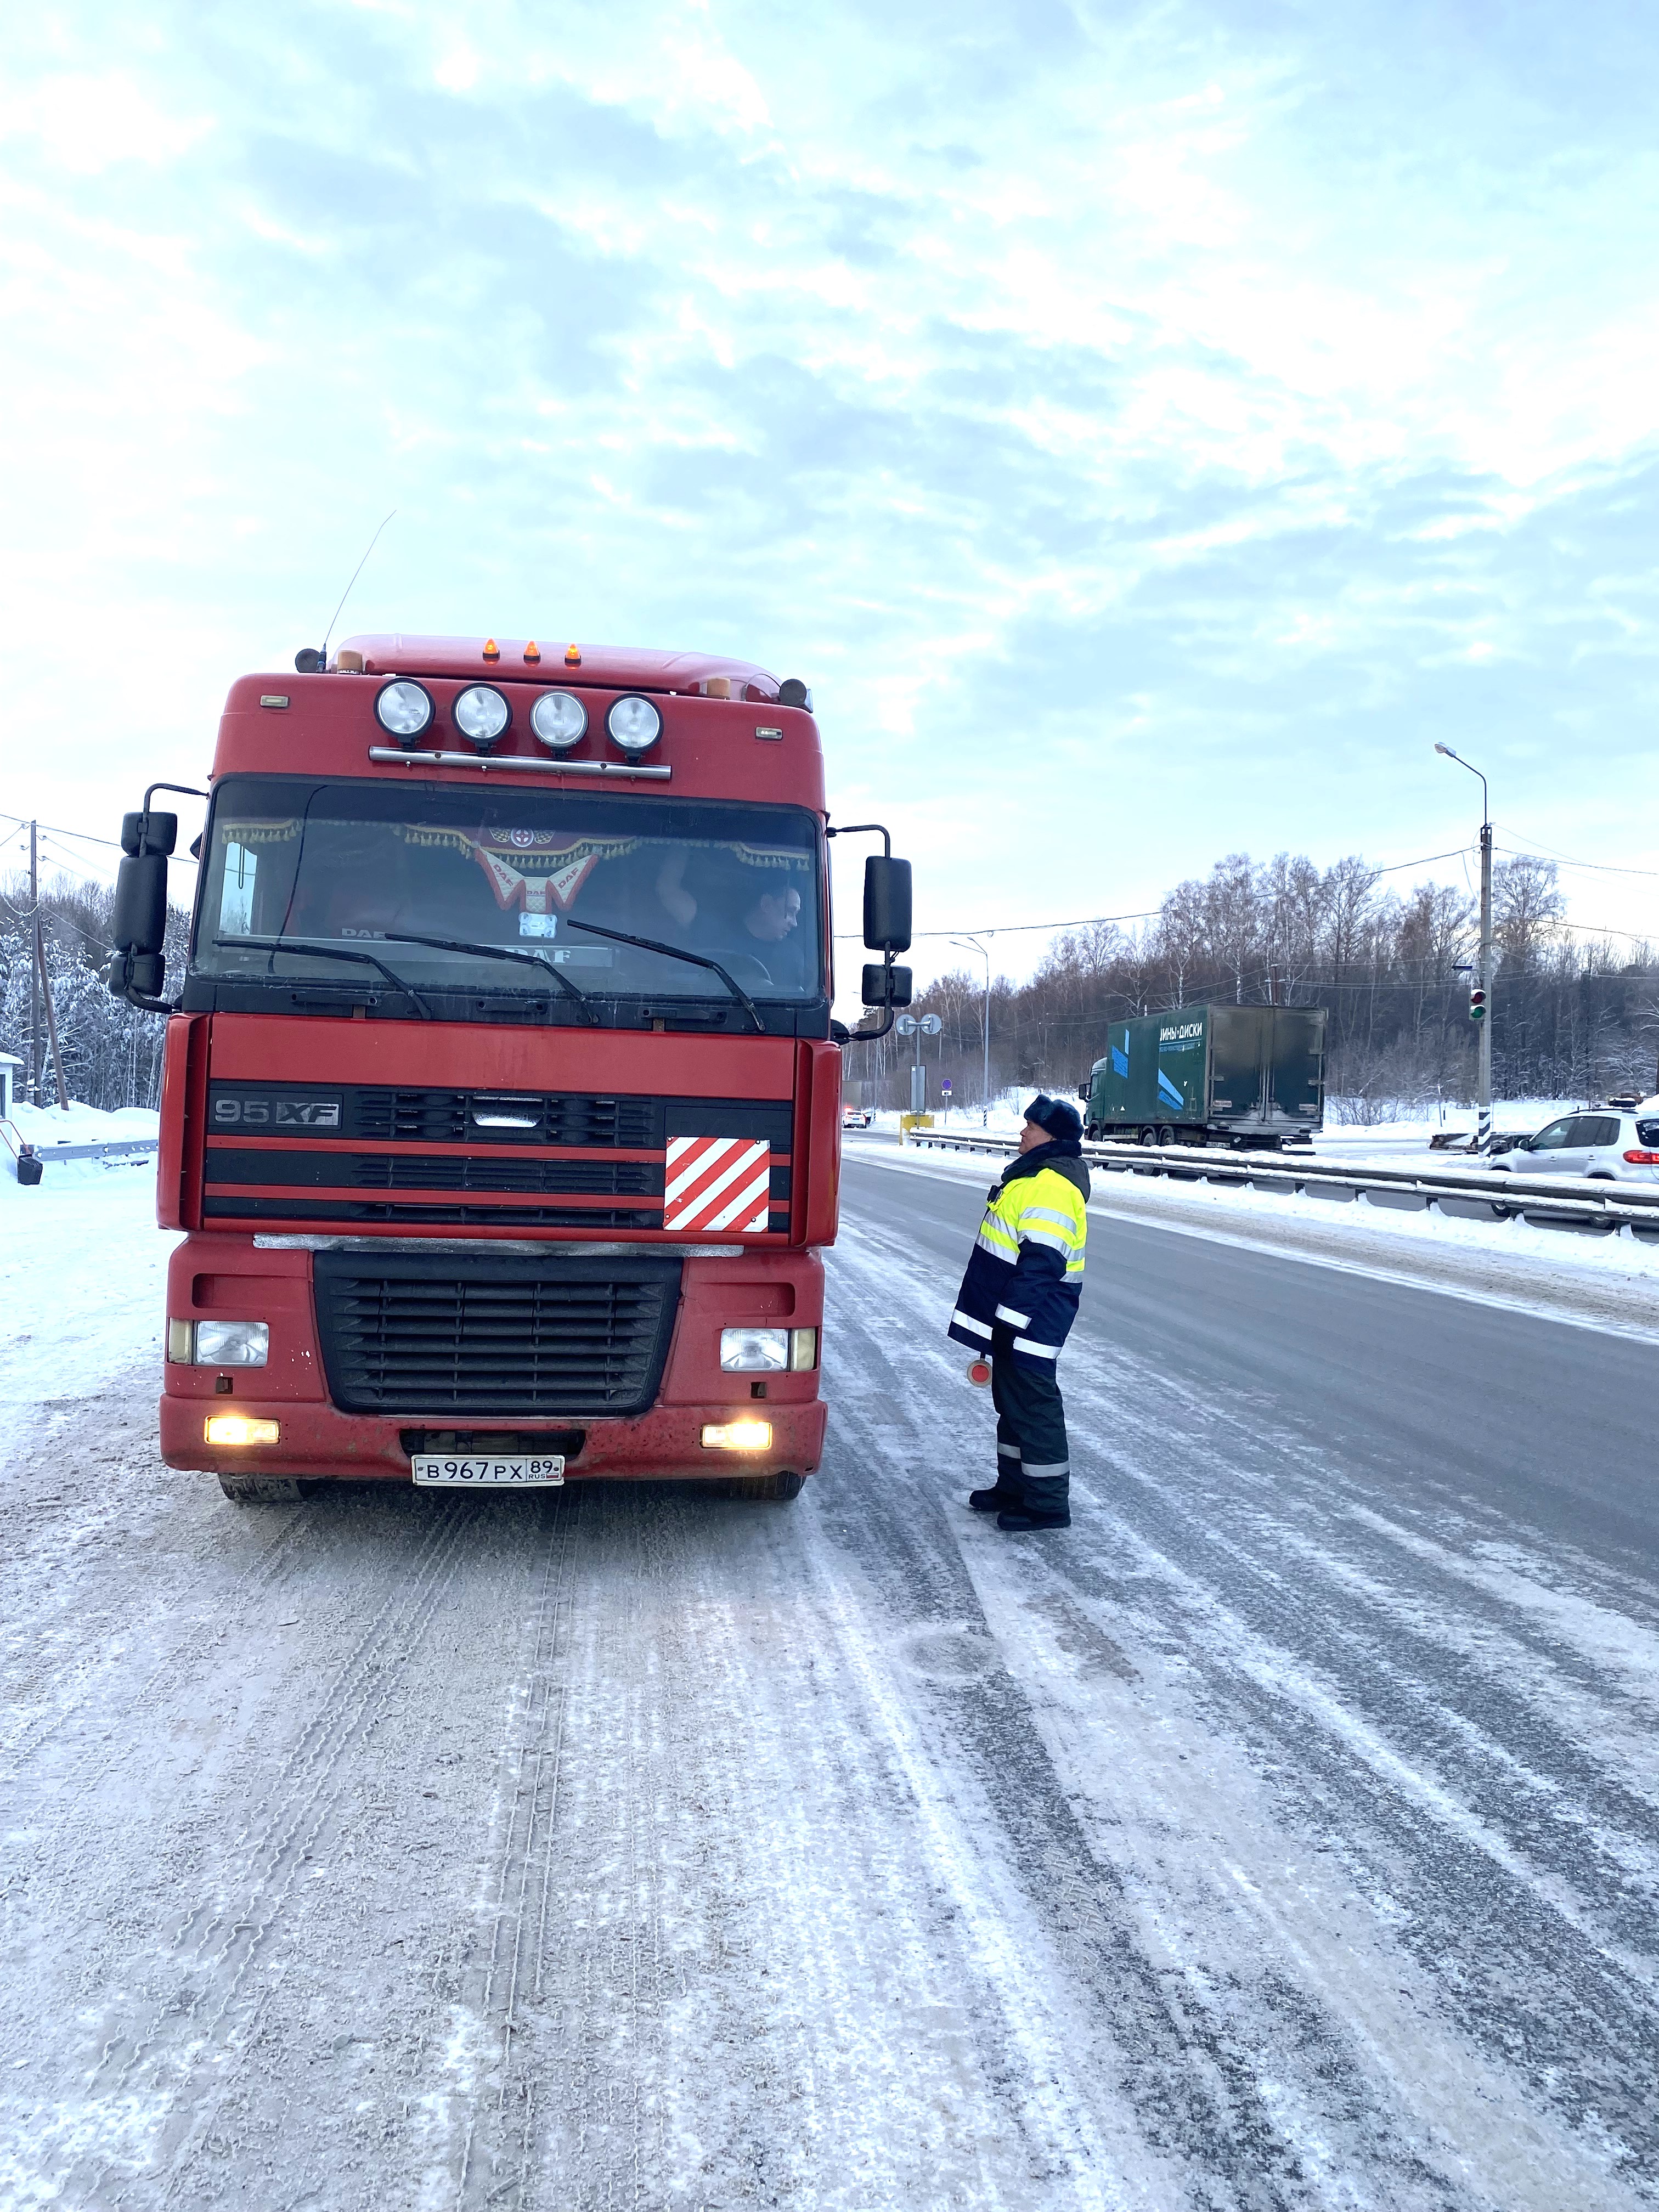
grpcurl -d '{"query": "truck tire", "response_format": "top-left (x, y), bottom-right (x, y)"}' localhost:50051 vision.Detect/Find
top-left (1138, 1126), bottom-right (1158, 1147)
top-left (1156, 1125), bottom-right (1176, 1147)
top-left (218, 1474), bottom-right (303, 1503)
top-left (741, 1471), bottom-right (804, 1502)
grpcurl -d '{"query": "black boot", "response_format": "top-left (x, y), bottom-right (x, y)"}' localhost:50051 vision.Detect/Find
top-left (968, 1485), bottom-right (1023, 1514)
top-left (996, 1506), bottom-right (1071, 1532)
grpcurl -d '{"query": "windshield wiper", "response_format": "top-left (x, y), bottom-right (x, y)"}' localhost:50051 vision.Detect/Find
top-left (376, 931), bottom-right (599, 1026)
top-left (216, 935), bottom-right (435, 1019)
top-left (554, 917), bottom-right (765, 1033)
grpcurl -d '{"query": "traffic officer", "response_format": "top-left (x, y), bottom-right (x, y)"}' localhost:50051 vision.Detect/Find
top-left (947, 1094), bottom-right (1089, 1531)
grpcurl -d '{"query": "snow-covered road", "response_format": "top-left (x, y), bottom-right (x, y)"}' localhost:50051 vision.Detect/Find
top-left (2, 1161), bottom-right (1656, 2209)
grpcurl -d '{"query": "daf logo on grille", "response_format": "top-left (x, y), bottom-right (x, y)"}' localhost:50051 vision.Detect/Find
top-left (212, 1094), bottom-right (343, 1128)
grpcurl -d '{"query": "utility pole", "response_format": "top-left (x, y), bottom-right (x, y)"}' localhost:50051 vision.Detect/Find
top-left (1435, 745), bottom-right (1494, 1151)
top-left (29, 821), bottom-right (41, 1109)
top-left (952, 935), bottom-right (992, 1124)
top-left (1477, 815), bottom-right (1493, 1153)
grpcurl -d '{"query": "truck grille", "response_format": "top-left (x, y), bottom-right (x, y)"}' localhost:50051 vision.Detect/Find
top-left (205, 1148), bottom-right (657, 1196)
top-left (353, 1090), bottom-right (659, 1147)
top-left (314, 1251), bottom-right (682, 1416)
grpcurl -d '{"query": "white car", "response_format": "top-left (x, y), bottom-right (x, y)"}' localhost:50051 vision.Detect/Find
top-left (1488, 1106), bottom-right (1659, 1183)
top-left (841, 1107), bottom-right (873, 1131)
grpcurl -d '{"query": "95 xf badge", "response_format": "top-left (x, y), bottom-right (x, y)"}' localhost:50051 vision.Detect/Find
top-left (210, 1092), bottom-right (343, 1130)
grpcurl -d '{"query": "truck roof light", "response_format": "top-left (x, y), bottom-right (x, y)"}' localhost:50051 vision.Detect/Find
top-left (607, 695), bottom-right (662, 753)
top-left (375, 679), bottom-right (435, 742)
top-left (531, 690), bottom-right (588, 749)
top-left (565, 642), bottom-right (581, 666)
top-left (482, 638), bottom-right (500, 661)
top-left (454, 684), bottom-right (511, 752)
top-left (523, 640), bottom-right (541, 662)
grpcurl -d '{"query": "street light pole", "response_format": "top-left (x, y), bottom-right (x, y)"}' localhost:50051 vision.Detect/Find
top-left (951, 934), bottom-right (992, 1125)
top-left (1435, 743), bottom-right (1494, 1152)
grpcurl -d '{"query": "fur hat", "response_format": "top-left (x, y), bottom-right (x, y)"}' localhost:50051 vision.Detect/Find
top-left (1023, 1093), bottom-right (1083, 1142)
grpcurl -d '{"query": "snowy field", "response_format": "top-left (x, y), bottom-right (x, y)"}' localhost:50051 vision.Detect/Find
top-left (3, 1164), bottom-right (1657, 2208)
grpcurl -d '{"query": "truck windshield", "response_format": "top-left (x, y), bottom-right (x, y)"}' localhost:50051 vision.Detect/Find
top-left (195, 777), bottom-right (823, 1003)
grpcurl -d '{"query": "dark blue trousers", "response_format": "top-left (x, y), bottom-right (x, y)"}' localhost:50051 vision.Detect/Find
top-left (989, 1325), bottom-right (1070, 1514)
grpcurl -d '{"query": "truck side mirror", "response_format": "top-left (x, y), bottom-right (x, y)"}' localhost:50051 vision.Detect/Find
top-left (861, 963), bottom-right (912, 1008)
top-left (108, 809), bottom-right (177, 1001)
top-left (862, 856), bottom-right (912, 953)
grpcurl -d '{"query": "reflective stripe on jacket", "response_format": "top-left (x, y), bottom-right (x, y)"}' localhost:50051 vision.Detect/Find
top-left (947, 1159), bottom-right (1087, 1373)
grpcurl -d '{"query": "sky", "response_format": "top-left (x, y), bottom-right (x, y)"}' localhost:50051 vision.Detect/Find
top-left (3, 0), bottom-right (1657, 1002)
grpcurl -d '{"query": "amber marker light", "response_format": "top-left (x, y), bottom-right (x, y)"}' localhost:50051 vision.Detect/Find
top-left (205, 1414), bottom-right (280, 1447)
top-left (701, 1419), bottom-right (773, 1452)
top-left (523, 640), bottom-right (541, 662)
top-left (482, 637), bottom-right (500, 661)
top-left (565, 642), bottom-right (581, 666)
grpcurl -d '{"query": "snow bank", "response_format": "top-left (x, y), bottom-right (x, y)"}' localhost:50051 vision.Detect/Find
top-left (7, 1101), bottom-right (161, 1148)
top-left (0, 1167), bottom-right (177, 1413)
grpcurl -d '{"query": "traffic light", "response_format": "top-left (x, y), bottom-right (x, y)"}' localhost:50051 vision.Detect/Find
top-left (1469, 985), bottom-right (1487, 1023)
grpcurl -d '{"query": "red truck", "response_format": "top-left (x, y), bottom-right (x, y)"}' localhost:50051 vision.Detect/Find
top-left (107, 634), bottom-right (911, 1504)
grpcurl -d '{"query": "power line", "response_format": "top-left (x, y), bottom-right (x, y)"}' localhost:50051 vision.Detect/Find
top-left (836, 907), bottom-right (1159, 943)
top-left (1493, 823), bottom-right (1659, 880)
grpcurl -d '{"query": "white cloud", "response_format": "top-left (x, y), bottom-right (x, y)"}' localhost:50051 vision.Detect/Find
top-left (0, 0), bottom-right (1655, 968)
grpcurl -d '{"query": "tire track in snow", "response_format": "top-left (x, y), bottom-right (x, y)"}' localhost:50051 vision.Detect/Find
top-left (822, 1226), bottom-right (1471, 2212)
top-left (45, 1498), bottom-right (474, 2209)
top-left (833, 1160), bottom-right (1659, 2206)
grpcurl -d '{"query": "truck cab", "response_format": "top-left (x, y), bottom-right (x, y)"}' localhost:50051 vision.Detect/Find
top-left (107, 635), bottom-right (911, 1500)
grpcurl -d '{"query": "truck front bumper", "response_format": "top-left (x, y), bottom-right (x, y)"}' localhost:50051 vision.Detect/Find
top-left (160, 1395), bottom-right (828, 1484)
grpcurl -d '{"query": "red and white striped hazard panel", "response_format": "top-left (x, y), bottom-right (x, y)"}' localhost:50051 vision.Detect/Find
top-left (663, 1136), bottom-right (773, 1234)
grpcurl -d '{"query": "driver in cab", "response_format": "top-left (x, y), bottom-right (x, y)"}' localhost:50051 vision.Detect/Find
top-left (653, 851), bottom-right (806, 988)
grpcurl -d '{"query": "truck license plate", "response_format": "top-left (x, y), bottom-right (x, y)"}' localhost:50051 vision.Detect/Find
top-left (411, 1455), bottom-right (566, 1488)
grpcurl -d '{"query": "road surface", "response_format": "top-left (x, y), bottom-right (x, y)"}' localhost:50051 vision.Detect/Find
top-left (2, 1155), bottom-right (1656, 2210)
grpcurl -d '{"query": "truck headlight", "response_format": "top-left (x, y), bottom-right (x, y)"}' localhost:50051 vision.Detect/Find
top-left (719, 1327), bottom-right (817, 1372)
top-left (721, 1327), bottom-right (788, 1371)
top-left (168, 1319), bottom-right (269, 1366)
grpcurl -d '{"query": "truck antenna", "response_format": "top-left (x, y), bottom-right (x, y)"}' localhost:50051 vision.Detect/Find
top-left (318, 509), bottom-right (397, 665)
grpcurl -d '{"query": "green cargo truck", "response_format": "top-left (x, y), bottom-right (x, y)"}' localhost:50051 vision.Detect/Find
top-left (1082, 1005), bottom-right (1325, 1148)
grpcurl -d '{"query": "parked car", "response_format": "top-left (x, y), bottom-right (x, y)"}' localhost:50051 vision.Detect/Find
top-left (841, 1107), bottom-right (874, 1130)
top-left (1487, 1106), bottom-right (1659, 1182)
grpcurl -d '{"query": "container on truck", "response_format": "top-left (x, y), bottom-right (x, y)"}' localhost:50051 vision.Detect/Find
top-left (105, 634), bottom-right (912, 1503)
top-left (1083, 1005), bottom-right (1324, 1148)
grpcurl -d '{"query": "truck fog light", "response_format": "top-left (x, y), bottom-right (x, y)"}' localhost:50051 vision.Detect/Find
top-left (530, 689), bottom-right (588, 749)
top-left (205, 1415), bottom-right (280, 1447)
top-left (606, 695), bottom-right (662, 752)
top-left (375, 679), bottom-right (434, 741)
top-left (701, 1420), bottom-right (772, 1452)
top-left (454, 684), bottom-right (511, 751)
top-left (720, 1327), bottom-right (788, 1372)
top-left (788, 1327), bottom-right (817, 1372)
top-left (194, 1321), bottom-right (269, 1367)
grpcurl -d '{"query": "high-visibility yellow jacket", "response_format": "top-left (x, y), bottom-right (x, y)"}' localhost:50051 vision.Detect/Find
top-left (947, 1146), bottom-right (1088, 1373)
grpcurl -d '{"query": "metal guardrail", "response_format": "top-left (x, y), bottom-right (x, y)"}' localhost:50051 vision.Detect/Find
top-left (3, 1127), bottom-right (159, 1171)
top-left (900, 1130), bottom-right (1659, 1233)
